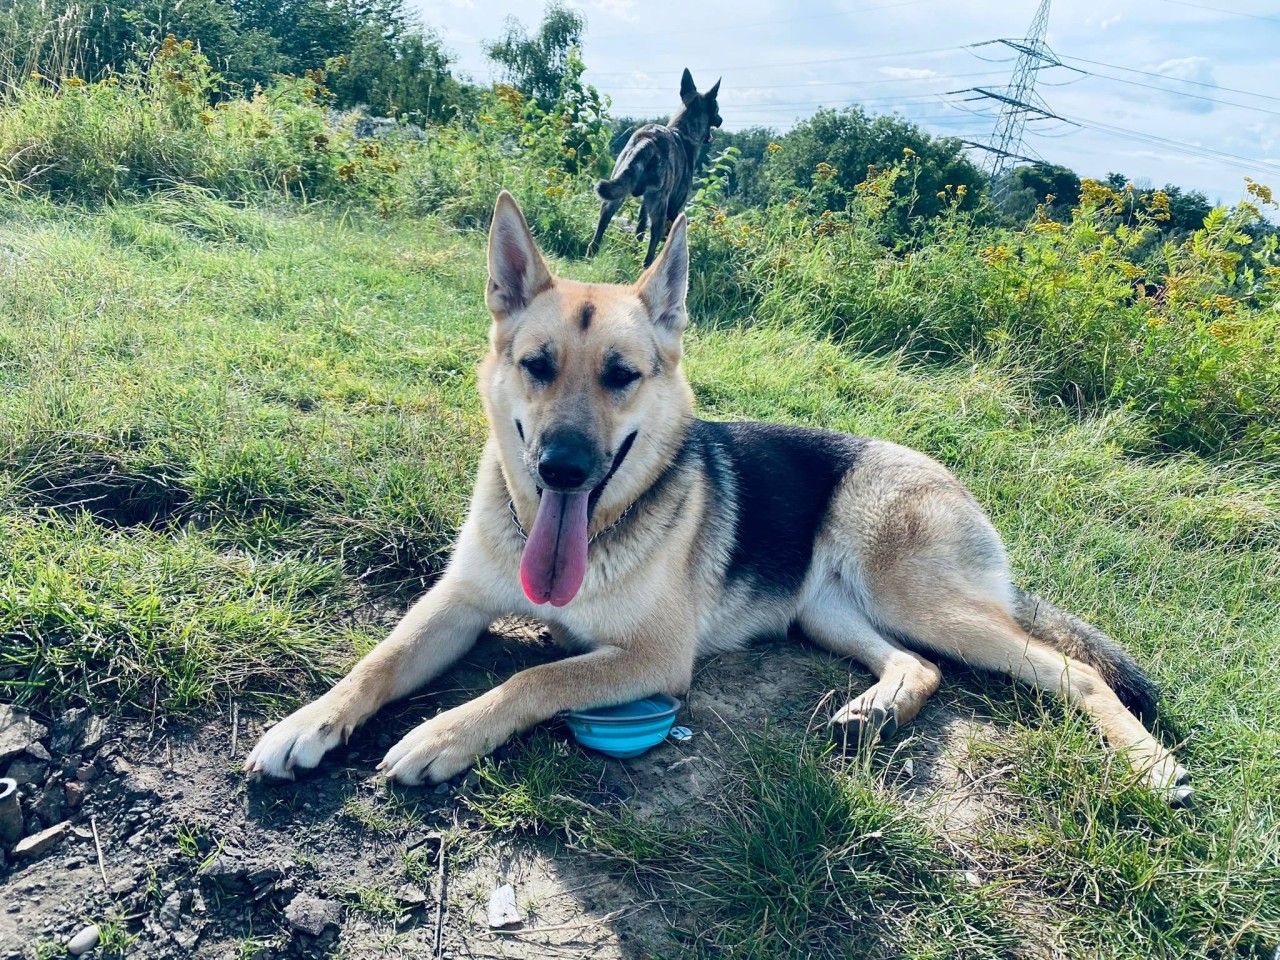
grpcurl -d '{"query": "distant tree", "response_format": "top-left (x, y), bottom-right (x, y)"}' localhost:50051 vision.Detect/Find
top-left (763, 107), bottom-right (987, 230)
top-left (329, 26), bottom-right (477, 122)
top-left (1000, 163), bottom-right (1081, 223)
top-left (485, 2), bottom-right (584, 105)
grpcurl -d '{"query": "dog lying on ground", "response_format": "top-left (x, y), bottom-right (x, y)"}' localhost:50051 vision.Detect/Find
top-left (247, 191), bottom-right (1191, 806)
top-left (587, 68), bottom-right (721, 267)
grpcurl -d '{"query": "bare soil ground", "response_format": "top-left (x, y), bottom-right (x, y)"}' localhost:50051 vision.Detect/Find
top-left (1, 619), bottom-right (1013, 960)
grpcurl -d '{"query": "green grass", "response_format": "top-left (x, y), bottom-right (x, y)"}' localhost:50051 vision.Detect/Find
top-left (0, 194), bottom-right (1276, 958)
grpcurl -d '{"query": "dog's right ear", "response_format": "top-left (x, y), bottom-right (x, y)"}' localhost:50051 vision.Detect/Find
top-left (680, 68), bottom-right (696, 103)
top-left (636, 214), bottom-right (689, 345)
top-left (486, 190), bottom-right (552, 319)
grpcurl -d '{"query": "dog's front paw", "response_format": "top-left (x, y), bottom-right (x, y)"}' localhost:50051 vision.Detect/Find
top-left (379, 708), bottom-right (501, 786)
top-left (245, 698), bottom-right (355, 781)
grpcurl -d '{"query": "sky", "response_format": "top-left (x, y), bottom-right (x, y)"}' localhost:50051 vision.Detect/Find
top-left (409, 0), bottom-right (1280, 205)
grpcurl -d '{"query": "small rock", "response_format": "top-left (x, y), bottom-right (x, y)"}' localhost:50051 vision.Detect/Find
top-left (159, 889), bottom-right (186, 931)
top-left (72, 826), bottom-right (93, 840)
top-left (110, 877), bottom-right (135, 896)
top-left (433, 783), bottom-right (450, 795)
top-left (32, 782), bottom-right (67, 825)
top-left (199, 854), bottom-right (246, 883)
top-left (173, 924), bottom-right (203, 950)
top-left (487, 883), bottom-right (522, 929)
top-left (75, 764), bottom-right (99, 783)
top-left (284, 893), bottom-right (342, 936)
top-left (66, 924), bottom-right (100, 956)
top-left (962, 870), bottom-right (981, 887)
top-left (0, 705), bottom-right (48, 765)
top-left (4, 756), bottom-right (47, 786)
top-left (901, 758), bottom-right (915, 778)
top-left (64, 856), bottom-right (84, 869)
top-left (395, 883), bottom-right (428, 907)
top-left (51, 708), bottom-right (109, 756)
top-left (65, 780), bottom-right (87, 810)
top-left (25, 742), bottom-right (52, 763)
top-left (13, 820), bottom-right (70, 858)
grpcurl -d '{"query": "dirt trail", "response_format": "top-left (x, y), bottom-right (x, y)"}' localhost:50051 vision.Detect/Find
top-left (1, 623), bottom-right (1009, 959)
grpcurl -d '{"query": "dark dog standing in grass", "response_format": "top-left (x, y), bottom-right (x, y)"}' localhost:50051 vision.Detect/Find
top-left (587, 68), bottom-right (721, 266)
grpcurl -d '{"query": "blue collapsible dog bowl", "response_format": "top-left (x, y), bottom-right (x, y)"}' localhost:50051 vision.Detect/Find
top-left (563, 694), bottom-right (681, 759)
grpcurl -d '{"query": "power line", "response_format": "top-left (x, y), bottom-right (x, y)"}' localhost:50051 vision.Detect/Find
top-left (605, 70), bottom-right (1004, 93)
top-left (1157, 0), bottom-right (1280, 23)
top-left (1038, 113), bottom-right (1280, 177)
top-left (585, 44), bottom-right (966, 78)
top-left (1058, 54), bottom-right (1280, 103)
top-left (1076, 68), bottom-right (1280, 118)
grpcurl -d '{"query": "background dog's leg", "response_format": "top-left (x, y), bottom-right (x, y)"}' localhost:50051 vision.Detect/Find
top-left (641, 190), bottom-right (667, 266)
top-left (634, 203), bottom-right (648, 244)
top-left (245, 573), bottom-right (496, 780)
top-left (890, 596), bottom-right (1191, 802)
top-left (381, 621), bottom-right (695, 785)
top-left (799, 595), bottom-right (942, 746)
top-left (587, 198), bottom-right (621, 257)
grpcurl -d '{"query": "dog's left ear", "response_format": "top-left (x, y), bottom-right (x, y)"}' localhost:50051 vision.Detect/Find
top-left (706, 77), bottom-right (721, 100)
top-left (486, 190), bottom-right (553, 319)
top-left (637, 215), bottom-right (689, 343)
top-left (680, 68), bottom-right (697, 103)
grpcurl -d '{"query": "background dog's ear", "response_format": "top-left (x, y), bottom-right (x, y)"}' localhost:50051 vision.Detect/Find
top-left (706, 77), bottom-right (721, 100)
top-left (486, 190), bottom-right (552, 318)
top-left (637, 215), bottom-right (689, 341)
top-left (680, 68), bottom-right (696, 103)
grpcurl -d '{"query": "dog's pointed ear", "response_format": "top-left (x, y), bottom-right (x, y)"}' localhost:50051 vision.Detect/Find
top-left (706, 77), bottom-right (721, 100)
top-left (637, 215), bottom-right (689, 342)
top-left (486, 190), bottom-right (552, 318)
top-left (680, 68), bottom-right (696, 103)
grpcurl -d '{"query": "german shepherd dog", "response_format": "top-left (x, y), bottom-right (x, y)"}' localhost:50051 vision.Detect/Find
top-left (587, 68), bottom-right (721, 267)
top-left (247, 192), bottom-right (1192, 805)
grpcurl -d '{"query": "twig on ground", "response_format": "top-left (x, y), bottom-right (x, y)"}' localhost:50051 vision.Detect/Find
top-left (91, 815), bottom-right (109, 890)
top-left (229, 701), bottom-right (239, 758)
top-left (489, 902), bottom-right (649, 939)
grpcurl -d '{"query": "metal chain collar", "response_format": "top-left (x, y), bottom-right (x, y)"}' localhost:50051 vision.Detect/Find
top-left (507, 498), bottom-right (636, 545)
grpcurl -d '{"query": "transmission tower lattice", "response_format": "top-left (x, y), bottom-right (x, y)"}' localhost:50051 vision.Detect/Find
top-left (953, 0), bottom-right (1081, 203)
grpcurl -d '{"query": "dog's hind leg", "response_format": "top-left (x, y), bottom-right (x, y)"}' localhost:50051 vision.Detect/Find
top-left (641, 189), bottom-right (668, 267)
top-left (798, 581), bottom-right (942, 748)
top-left (587, 198), bottom-right (622, 257)
top-left (879, 586), bottom-right (1191, 803)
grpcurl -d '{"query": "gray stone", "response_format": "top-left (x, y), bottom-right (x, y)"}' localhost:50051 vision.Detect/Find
top-left (159, 890), bottom-right (186, 931)
top-left (4, 756), bottom-right (47, 786)
top-left (0, 705), bottom-right (48, 765)
top-left (486, 883), bottom-right (522, 929)
top-left (284, 893), bottom-right (341, 936)
top-left (13, 820), bottom-right (70, 858)
top-left (25, 742), bottom-right (52, 763)
top-left (67, 924), bottom-right (100, 956)
top-left (75, 764), bottom-right (99, 782)
top-left (51, 708), bottom-right (108, 755)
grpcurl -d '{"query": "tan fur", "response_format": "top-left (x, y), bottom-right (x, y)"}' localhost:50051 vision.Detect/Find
top-left (246, 191), bottom-right (1188, 803)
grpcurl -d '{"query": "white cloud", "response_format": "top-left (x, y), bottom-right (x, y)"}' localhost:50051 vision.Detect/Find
top-left (878, 67), bottom-right (939, 80)
top-left (1141, 56), bottom-right (1216, 114)
top-left (592, 0), bottom-right (639, 21)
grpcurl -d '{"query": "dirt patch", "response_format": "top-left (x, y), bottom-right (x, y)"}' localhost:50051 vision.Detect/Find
top-left (0, 623), bottom-right (1015, 959)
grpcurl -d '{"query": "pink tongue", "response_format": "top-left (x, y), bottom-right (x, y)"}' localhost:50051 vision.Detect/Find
top-left (520, 491), bottom-right (590, 606)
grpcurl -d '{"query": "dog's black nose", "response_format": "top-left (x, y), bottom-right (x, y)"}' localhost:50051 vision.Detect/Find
top-left (538, 433), bottom-right (594, 490)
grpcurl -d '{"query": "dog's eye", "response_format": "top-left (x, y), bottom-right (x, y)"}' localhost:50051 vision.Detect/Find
top-left (520, 354), bottom-right (555, 383)
top-left (601, 365), bottom-right (641, 390)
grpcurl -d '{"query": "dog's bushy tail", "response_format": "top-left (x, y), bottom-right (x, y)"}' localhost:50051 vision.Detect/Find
top-left (1011, 586), bottom-right (1158, 720)
top-left (595, 175), bottom-right (631, 202)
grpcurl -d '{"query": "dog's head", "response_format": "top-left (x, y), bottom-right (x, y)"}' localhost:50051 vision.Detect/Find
top-left (480, 191), bottom-right (695, 606)
top-left (676, 68), bottom-right (722, 144)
